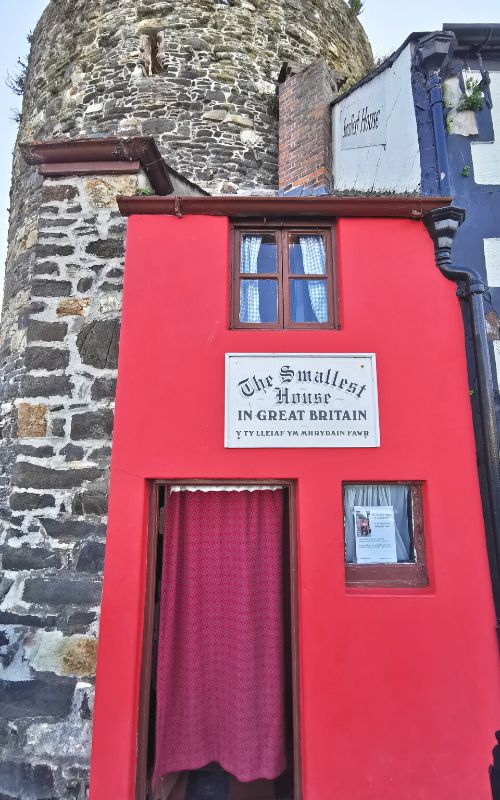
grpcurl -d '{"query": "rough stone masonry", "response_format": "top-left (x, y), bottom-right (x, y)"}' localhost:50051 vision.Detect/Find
top-left (0, 1), bottom-right (372, 797)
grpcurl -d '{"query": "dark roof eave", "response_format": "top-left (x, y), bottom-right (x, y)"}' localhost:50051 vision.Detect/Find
top-left (20, 136), bottom-right (174, 195)
top-left (117, 194), bottom-right (451, 220)
top-left (444, 23), bottom-right (500, 53)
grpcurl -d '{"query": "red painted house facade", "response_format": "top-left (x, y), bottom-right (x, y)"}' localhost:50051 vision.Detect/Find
top-left (89, 197), bottom-right (500, 800)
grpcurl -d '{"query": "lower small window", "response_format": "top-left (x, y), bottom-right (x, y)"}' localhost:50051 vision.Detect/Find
top-left (344, 482), bottom-right (428, 588)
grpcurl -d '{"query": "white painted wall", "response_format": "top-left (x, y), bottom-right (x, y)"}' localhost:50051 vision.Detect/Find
top-left (484, 238), bottom-right (500, 287)
top-left (493, 341), bottom-right (500, 387)
top-left (332, 45), bottom-right (421, 193)
top-left (471, 71), bottom-right (500, 185)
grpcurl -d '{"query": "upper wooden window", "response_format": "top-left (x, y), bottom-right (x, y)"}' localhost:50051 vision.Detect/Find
top-left (230, 224), bottom-right (337, 329)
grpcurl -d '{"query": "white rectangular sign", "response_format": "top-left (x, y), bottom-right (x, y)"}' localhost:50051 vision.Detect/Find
top-left (340, 83), bottom-right (387, 150)
top-left (225, 353), bottom-right (380, 448)
top-left (354, 505), bottom-right (397, 564)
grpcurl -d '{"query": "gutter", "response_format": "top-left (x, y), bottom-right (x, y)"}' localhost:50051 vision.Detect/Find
top-left (424, 206), bottom-right (500, 650)
top-left (117, 194), bottom-right (450, 219)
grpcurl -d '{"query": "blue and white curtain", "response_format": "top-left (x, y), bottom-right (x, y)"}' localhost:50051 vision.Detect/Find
top-left (299, 236), bottom-right (327, 323)
top-left (240, 235), bottom-right (262, 323)
top-left (344, 484), bottom-right (412, 563)
top-left (240, 234), bottom-right (328, 323)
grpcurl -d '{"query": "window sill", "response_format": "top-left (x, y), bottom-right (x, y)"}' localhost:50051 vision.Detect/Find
top-left (345, 562), bottom-right (429, 589)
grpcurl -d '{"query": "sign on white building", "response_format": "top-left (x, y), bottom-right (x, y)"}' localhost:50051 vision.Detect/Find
top-left (225, 353), bottom-right (380, 448)
top-left (332, 44), bottom-right (421, 193)
top-left (340, 95), bottom-right (387, 150)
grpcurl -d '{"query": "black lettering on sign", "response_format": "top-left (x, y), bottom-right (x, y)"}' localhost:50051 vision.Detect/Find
top-left (343, 105), bottom-right (381, 137)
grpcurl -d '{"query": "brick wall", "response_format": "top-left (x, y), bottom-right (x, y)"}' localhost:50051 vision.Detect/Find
top-left (278, 59), bottom-right (339, 195)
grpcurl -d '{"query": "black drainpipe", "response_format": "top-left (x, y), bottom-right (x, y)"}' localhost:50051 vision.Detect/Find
top-left (417, 31), bottom-right (457, 197)
top-left (424, 206), bottom-right (500, 650)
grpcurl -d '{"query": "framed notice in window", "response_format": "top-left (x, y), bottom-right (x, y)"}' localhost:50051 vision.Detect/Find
top-left (344, 482), bottom-right (428, 588)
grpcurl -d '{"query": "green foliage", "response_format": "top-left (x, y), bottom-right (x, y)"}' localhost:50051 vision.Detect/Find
top-left (135, 188), bottom-right (155, 196)
top-left (6, 58), bottom-right (27, 97)
top-left (457, 77), bottom-right (484, 112)
top-left (347, 0), bottom-right (364, 16)
top-left (460, 165), bottom-right (471, 178)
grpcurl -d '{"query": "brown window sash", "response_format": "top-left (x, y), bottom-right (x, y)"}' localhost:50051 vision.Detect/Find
top-left (230, 223), bottom-right (338, 330)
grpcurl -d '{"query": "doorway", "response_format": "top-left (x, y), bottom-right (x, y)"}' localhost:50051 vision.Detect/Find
top-left (136, 481), bottom-right (300, 800)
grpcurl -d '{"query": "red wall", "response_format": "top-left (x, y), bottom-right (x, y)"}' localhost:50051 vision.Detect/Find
top-left (90, 214), bottom-right (500, 800)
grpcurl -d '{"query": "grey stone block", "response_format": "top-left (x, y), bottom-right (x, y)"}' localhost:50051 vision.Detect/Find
top-left (0, 612), bottom-right (58, 628)
top-left (85, 239), bottom-right (123, 259)
top-left (41, 518), bottom-right (106, 540)
top-left (36, 244), bottom-right (75, 258)
top-left (12, 462), bottom-right (102, 489)
top-left (60, 444), bottom-right (84, 461)
top-left (0, 579), bottom-right (13, 602)
top-left (76, 320), bottom-right (120, 369)
top-left (77, 277), bottom-right (93, 292)
top-left (42, 185), bottom-right (78, 202)
top-left (51, 419), bottom-right (66, 437)
top-left (83, 490), bottom-right (108, 516)
top-left (76, 542), bottom-right (105, 573)
top-left (64, 611), bottom-right (97, 633)
top-left (33, 260), bottom-right (59, 275)
top-left (99, 281), bottom-right (121, 293)
top-left (28, 301), bottom-right (47, 314)
top-left (2, 547), bottom-right (62, 571)
top-left (20, 375), bottom-right (73, 397)
top-left (90, 377), bottom-right (117, 400)
top-left (17, 445), bottom-right (55, 458)
top-left (0, 678), bottom-right (75, 719)
top-left (32, 280), bottom-right (72, 297)
top-left (0, 760), bottom-right (54, 800)
top-left (25, 346), bottom-right (70, 372)
top-left (27, 320), bottom-right (67, 343)
top-left (10, 493), bottom-right (56, 511)
top-left (23, 578), bottom-right (102, 606)
top-left (71, 410), bottom-right (114, 440)
top-left (89, 446), bottom-right (112, 461)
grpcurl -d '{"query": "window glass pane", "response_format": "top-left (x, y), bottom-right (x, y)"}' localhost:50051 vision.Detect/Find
top-left (241, 234), bottom-right (277, 274)
top-left (240, 279), bottom-right (278, 323)
top-left (290, 279), bottom-right (327, 323)
top-left (344, 484), bottom-right (414, 564)
top-left (289, 234), bottom-right (326, 275)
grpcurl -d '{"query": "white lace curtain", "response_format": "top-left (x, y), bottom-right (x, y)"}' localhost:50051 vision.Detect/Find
top-left (344, 484), bottom-right (412, 563)
top-left (240, 235), bottom-right (262, 323)
top-left (239, 234), bottom-right (328, 323)
top-left (299, 236), bottom-right (327, 323)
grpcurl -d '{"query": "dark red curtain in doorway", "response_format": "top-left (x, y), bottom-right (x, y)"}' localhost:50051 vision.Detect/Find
top-left (153, 488), bottom-right (286, 786)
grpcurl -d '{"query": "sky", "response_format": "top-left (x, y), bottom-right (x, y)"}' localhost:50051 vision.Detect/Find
top-left (0, 0), bottom-right (499, 306)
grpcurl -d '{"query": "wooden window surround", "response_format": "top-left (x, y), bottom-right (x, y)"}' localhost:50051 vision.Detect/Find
top-left (230, 222), bottom-right (338, 330)
top-left (136, 479), bottom-right (302, 800)
top-left (344, 481), bottom-right (428, 588)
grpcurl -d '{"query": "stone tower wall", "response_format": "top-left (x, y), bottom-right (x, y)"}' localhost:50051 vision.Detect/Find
top-left (0, 1), bottom-right (372, 797)
top-left (19, 0), bottom-right (371, 193)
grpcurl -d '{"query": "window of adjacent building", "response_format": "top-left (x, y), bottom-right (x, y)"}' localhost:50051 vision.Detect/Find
top-left (343, 482), bottom-right (428, 588)
top-left (231, 225), bottom-right (337, 329)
